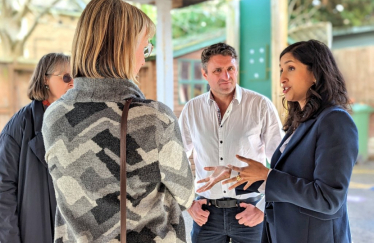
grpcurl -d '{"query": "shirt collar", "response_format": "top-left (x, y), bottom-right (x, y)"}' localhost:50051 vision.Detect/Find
top-left (235, 84), bottom-right (242, 104)
top-left (207, 84), bottom-right (242, 105)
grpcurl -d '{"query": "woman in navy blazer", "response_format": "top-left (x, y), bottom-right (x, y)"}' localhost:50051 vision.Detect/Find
top-left (197, 40), bottom-right (358, 243)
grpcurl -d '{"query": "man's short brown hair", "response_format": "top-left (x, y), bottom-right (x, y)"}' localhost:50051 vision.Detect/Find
top-left (201, 43), bottom-right (238, 72)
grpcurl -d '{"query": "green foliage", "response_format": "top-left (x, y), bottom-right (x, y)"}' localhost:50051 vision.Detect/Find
top-left (138, 0), bottom-right (227, 42)
top-left (139, 4), bottom-right (157, 24)
top-left (289, 0), bottom-right (374, 28)
top-left (171, 1), bottom-right (227, 39)
top-left (139, 0), bottom-right (374, 44)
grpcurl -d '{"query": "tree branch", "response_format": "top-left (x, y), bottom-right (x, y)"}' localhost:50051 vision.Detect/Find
top-left (70, 0), bottom-right (86, 11)
top-left (304, 5), bottom-right (320, 21)
top-left (22, 0), bottom-right (61, 48)
top-left (1, 30), bottom-right (15, 54)
top-left (289, 4), bottom-right (321, 28)
top-left (291, 3), bottom-right (306, 17)
top-left (300, 0), bottom-right (314, 16)
top-left (288, 0), bottom-right (299, 23)
top-left (1, 0), bottom-right (11, 18)
top-left (14, 0), bottom-right (32, 22)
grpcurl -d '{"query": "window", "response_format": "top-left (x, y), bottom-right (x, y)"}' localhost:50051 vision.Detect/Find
top-left (179, 59), bottom-right (210, 104)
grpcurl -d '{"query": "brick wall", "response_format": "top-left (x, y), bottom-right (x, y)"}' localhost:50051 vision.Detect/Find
top-left (0, 12), bottom-right (78, 131)
top-left (23, 14), bottom-right (78, 60)
top-left (137, 61), bottom-right (157, 100)
top-left (173, 49), bottom-right (206, 176)
top-left (173, 48), bottom-right (205, 118)
top-left (0, 12), bottom-right (158, 132)
top-left (0, 62), bottom-right (35, 131)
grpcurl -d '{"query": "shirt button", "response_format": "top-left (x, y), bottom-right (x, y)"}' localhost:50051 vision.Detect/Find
top-left (220, 157), bottom-right (223, 160)
top-left (220, 141), bottom-right (223, 144)
top-left (220, 125), bottom-right (223, 128)
top-left (224, 190), bottom-right (226, 193)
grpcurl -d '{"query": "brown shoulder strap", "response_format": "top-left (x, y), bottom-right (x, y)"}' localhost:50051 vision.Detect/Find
top-left (120, 98), bottom-right (132, 242)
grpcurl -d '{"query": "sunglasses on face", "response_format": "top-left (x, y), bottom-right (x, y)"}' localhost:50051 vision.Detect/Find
top-left (46, 73), bottom-right (73, 83)
top-left (144, 43), bottom-right (153, 58)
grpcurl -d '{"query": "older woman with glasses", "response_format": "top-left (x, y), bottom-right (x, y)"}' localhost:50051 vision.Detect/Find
top-left (0, 53), bottom-right (73, 243)
top-left (42, 0), bottom-right (194, 242)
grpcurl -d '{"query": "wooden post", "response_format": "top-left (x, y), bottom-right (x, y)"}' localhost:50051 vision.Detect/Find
top-left (156, 0), bottom-right (174, 110)
top-left (226, 0), bottom-right (240, 83)
top-left (226, 0), bottom-right (240, 53)
top-left (271, 0), bottom-right (288, 122)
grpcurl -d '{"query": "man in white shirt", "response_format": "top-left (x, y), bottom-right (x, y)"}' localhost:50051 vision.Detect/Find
top-left (178, 43), bottom-right (283, 243)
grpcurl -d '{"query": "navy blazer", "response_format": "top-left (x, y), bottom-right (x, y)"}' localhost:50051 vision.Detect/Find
top-left (0, 101), bottom-right (56, 243)
top-left (238, 106), bottom-right (358, 243)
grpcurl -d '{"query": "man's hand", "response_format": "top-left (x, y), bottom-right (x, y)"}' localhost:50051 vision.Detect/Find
top-left (196, 166), bottom-right (231, 193)
top-left (235, 203), bottom-right (264, 227)
top-left (187, 199), bottom-right (210, 226)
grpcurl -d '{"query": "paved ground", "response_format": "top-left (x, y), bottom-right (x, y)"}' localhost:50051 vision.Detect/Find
top-left (182, 210), bottom-right (193, 242)
top-left (348, 160), bottom-right (374, 243)
top-left (183, 160), bottom-right (374, 243)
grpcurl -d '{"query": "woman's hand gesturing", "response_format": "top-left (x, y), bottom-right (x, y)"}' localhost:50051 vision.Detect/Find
top-left (222, 155), bottom-right (270, 190)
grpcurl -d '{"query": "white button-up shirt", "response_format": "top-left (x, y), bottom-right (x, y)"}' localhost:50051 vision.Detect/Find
top-left (179, 85), bottom-right (284, 209)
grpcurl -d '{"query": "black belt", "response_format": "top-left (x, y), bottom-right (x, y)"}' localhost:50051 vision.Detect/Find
top-left (207, 195), bottom-right (263, 208)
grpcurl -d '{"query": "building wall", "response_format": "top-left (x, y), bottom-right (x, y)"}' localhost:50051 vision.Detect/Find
top-left (332, 32), bottom-right (374, 49)
top-left (0, 12), bottom-right (78, 132)
top-left (173, 50), bottom-right (205, 174)
top-left (0, 62), bottom-right (35, 131)
top-left (0, 61), bottom-right (159, 132)
top-left (333, 46), bottom-right (374, 159)
top-left (24, 14), bottom-right (78, 60)
top-left (138, 47), bottom-right (205, 118)
top-left (0, 13), bottom-right (78, 61)
top-left (173, 48), bottom-right (205, 117)
top-left (138, 61), bottom-right (157, 100)
top-left (0, 12), bottom-right (159, 132)
top-left (333, 46), bottom-right (374, 106)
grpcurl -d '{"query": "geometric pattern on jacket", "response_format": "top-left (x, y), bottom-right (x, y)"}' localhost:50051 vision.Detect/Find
top-left (42, 78), bottom-right (195, 243)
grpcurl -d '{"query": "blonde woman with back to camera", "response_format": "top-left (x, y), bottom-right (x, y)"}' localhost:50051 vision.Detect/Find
top-left (42, 0), bottom-right (195, 242)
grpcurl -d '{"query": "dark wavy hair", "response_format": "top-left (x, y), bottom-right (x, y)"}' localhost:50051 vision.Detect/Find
top-left (281, 40), bottom-right (349, 132)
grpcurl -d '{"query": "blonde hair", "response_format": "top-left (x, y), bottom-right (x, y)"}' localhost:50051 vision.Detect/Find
top-left (27, 53), bottom-right (70, 101)
top-left (71, 0), bottom-right (155, 81)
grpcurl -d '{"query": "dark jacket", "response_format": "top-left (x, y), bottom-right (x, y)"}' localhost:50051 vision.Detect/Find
top-left (237, 106), bottom-right (358, 243)
top-left (264, 106), bottom-right (357, 243)
top-left (0, 100), bottom-right (56, 243)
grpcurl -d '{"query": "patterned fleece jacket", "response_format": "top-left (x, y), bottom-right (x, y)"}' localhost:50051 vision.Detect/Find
top-left (42, 78), bottom-right (195, 243)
